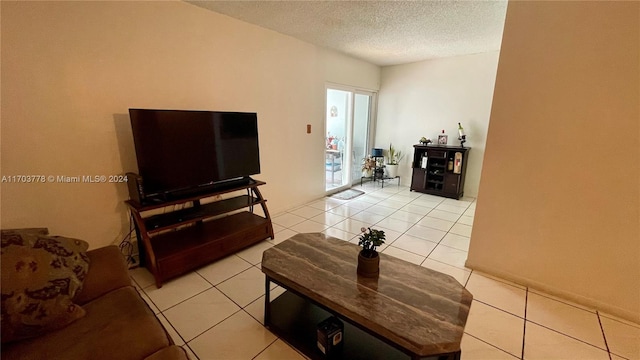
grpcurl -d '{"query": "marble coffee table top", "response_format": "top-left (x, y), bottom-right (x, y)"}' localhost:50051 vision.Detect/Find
top-left (261, 232), bottom-right (473, 357)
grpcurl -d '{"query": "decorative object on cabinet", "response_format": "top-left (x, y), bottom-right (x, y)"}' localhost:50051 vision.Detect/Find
top-left (458, 122), bottom-right (467, 147)
top-left (419, 137), bottom-right (432, 145)
top-left (410, 145), bottom-right (470, 199)
top-left (438, 130), bottom-right (448, 145)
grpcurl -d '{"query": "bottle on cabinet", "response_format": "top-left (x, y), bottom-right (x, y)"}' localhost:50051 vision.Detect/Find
top-left (458, 122), bottom-right (467, 147)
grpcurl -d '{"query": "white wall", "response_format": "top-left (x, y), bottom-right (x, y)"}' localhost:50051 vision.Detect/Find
top-left (0, 1), bottom-right (379, 248)
top-left (469, 1), bottom-right (639, 322)
top-left (375, 52), bottom-right (500, 196)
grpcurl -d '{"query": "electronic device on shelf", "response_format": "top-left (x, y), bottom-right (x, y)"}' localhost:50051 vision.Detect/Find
top-left (128, 108), bottom-right (261, 203)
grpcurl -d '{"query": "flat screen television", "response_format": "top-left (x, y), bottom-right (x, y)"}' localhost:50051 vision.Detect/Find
top-left (129, 108), bottom-right (260, 200)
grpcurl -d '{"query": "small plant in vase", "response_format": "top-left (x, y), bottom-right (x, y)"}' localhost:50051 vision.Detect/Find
top-left (385, 143), bottom-right (404, 178)
top-left (357, 227), bottom-right (386, 277)
top-left (361, 156), bottom-right (376, 178)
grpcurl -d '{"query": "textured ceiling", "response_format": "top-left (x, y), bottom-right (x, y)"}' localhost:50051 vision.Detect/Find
top-left (187, 0), bottom-right (508, 66)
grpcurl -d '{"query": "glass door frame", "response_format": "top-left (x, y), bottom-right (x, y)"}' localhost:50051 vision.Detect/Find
top-left (324, 83), bottom-right (378, 195)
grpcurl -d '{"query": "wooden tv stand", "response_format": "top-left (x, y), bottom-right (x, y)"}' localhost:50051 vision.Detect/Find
top-left (125, 179), bottom-right (274, 288)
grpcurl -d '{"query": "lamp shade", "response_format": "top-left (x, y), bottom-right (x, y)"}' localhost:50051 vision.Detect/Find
top-left (371, 148), bottom-right (383, 157)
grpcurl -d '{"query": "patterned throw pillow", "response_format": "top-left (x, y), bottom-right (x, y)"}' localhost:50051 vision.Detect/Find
top-left (1, 229), bottom-right (90, 343)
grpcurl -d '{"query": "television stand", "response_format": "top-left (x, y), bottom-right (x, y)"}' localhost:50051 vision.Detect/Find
top-left (126, 179), bottom-right (274, 288)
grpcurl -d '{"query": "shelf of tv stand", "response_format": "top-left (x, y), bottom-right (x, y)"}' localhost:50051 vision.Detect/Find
top-left (125, 179), bottom-right (274, 288)
top-left (128, 179), bottom-right (267, 211)
top-left (143, 195), bottom-right (264, 233)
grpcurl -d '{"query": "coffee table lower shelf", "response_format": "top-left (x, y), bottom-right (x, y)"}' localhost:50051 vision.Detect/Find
top-left (265, 289), bottom-right (460, 360)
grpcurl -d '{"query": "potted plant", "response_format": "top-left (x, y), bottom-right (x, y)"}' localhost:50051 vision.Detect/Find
top-left (357, 227), bottom-right (386, 277)
top-left (361, 156), bottom-right (376, 178)
top-left (385, 143), bottom-right (404, 178)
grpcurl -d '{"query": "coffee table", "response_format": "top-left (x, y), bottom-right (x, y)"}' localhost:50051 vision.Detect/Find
top-left (261, 233), bottom-right (473, 360)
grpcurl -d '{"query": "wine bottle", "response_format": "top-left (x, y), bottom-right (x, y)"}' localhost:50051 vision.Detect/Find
top-left (458, 123), bottom-right (465, 138)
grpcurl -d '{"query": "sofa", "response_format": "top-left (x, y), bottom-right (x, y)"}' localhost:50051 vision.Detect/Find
top-left (1, 228), bottom-right (188, 360)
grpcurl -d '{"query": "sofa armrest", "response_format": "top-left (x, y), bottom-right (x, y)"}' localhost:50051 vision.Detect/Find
top-left (74, 245), bottom-right (132, 305)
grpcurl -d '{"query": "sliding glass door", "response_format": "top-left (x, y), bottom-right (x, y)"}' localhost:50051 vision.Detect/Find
top-left (325, 87), bottom-right (375, 193)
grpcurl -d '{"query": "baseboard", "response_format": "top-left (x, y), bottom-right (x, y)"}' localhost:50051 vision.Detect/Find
top-left (465, 260), bottom-right (640, 324)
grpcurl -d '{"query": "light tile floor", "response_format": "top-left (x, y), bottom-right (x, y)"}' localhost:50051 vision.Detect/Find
top-left (129, 182), bottom-right (640, 360)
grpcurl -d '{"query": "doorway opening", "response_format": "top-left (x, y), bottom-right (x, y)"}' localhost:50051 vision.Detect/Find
top-left (325, 87), bottom-right (376, 193)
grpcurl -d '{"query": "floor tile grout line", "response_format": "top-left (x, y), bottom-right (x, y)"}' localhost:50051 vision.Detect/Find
top-left (471, 298), bottom-right (527, 320)
top-left (250, 337), bottom-right (280, 360)
top-left (463, 332), bottom-right (521, 359)
top-left (596, 310), bottom-right (613, 360)
top-left (184, 307), bottom-right (244, 347)
top-left (525, 318), bottom-right (611, 353)
top-left (521, 288), bottom-right (528, 359)
top-left (141, 280), bottom-right (212, 315)
top-left (157, 264), bottom-right (258, 317)
top-left (464, 269), bottom-right (473, 288)
top-left (156, 312), bottom-right (189, 350)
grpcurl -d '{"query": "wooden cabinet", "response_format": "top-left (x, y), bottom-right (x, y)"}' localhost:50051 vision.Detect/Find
top-left (126, 179), bottom-right (274, 288)
top-left (410, 145), bottom-right (470, 199)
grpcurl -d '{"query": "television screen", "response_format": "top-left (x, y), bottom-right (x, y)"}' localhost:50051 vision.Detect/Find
top-left (129, 109), bottom-right (260, 198)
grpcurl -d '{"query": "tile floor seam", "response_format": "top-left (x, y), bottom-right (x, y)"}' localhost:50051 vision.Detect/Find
top-left (464, 269), bottom-right (473, 287)
top-left (473, 298), bottom-right (526, 320)
top-left (158, 312), bottom-right (188, 346)
top-left (386, 244), bottom-right (429, 260)
top-left (184, 307), bottom-right (244, 346)
top-left (525, 319), bottom-right (610, 352)
top-left (596, 311), bottom-right (614, 360)
top-left (213, 267), bottom-right (271, 307)
top-left (241, 305), bottom-right (264, 324)
top-left (250, 337), bottom-right (280, 360)
top-left (146, 270), bottom-right (219, 313)
top-left (521, 288), bottom-right (528, 360)
top-left (421, 242), bottom-right (441, 263)
top-left (463, 332), bottom-right (521, 359)
top-left (416, 222), bottom-right (455, 233)
top-left (161, 291), bottom-right (245, 342)
top-left (429, 207), bottom-right (470, 216)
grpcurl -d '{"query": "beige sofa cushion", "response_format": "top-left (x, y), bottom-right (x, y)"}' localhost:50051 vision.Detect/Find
top-left (73, 245), bottom-right (132, 305)
top-left (1, 229), bottom-right (90, 343)
top-left (1, 286), bottom-right (173, 360)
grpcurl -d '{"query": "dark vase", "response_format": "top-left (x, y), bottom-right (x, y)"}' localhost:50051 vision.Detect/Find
top-left (357, 250), bottom-right (380, 278)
